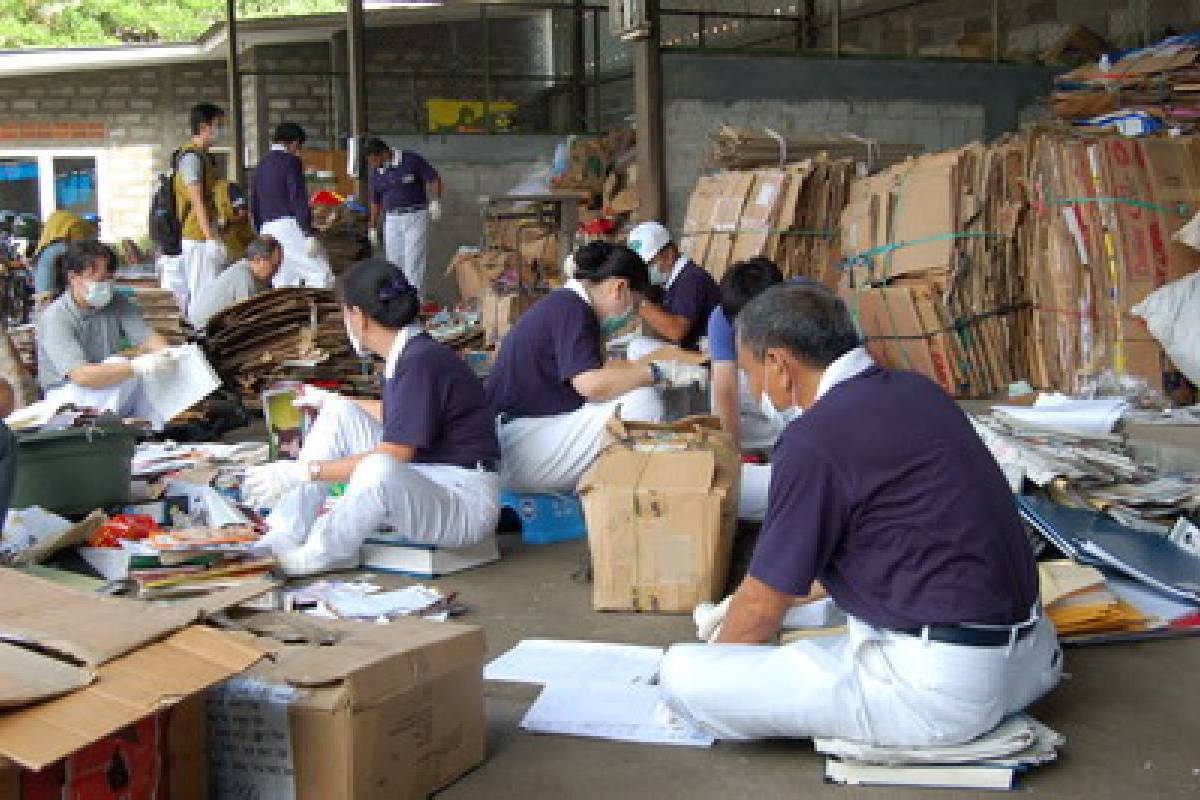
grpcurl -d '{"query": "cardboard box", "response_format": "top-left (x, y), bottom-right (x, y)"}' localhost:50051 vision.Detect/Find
top-left (207, 615), bottom-right (485, 800)
top-left (481, 288), bottom-right (544, 348)
top-left (579, 417), bottom-right (740, 613)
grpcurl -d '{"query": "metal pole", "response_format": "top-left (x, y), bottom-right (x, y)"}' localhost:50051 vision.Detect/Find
top-left (991, 0), bottom-right (1000, 63)
top-left (225, 0), bottom-right (245, 182)
top-left (482, 3), bottom-right (493, 134)
top-left (634, 0), bottom-right (666, 223)
top-left (571, 0), bottom-right (587, 132)
top-left (831, 0), bottom-right (840, 59)
top-left (589, 9), bottom-right (600, 132)
top-left (347, 0), bottom-right (368, 199)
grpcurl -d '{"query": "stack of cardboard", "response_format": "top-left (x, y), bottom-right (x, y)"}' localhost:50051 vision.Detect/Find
top-left (680, 157), bottom-right (855, 284)
top-left (127, 286), bottom-right (187, 341)
top-left (205, 288), bottom-right (360, 405)
top-left (313, 204), bottom-right (371, 276)
top-left (710, 125), bottom-right (922, 174)
top-left (838, 143), bottom-right (1026, 397)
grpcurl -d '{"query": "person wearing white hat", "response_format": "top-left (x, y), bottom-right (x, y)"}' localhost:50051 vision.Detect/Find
top-left (625, 221), bottom-right (720, 362)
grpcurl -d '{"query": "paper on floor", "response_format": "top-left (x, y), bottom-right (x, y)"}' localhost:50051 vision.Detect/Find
top-left (520, 682), bottom-right (715, 747)
top-left (140, 343), bottom-right (221, 428)
top-left (484, 639), bottom-right (664, 685)
top-left (815, 714), bottom-right (1063, 767)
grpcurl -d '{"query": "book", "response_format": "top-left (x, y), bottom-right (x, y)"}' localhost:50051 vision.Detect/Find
top-left (824, 759), bottom-right (1016, 790)
top-left (360, 536), bottom-right (500, 578)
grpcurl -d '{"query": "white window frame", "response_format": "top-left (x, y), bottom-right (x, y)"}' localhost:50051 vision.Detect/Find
top-left (0, 148), bottom-right (107, 223)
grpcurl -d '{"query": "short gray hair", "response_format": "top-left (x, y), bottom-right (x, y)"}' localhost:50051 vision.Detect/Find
top-left (736, 283), bottom-right (860, 368)
top-left (245, 235), bottom-right (281, 262)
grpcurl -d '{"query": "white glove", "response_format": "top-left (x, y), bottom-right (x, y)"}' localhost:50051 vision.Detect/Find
top-left (428, 199), bottom-right (443, 221)
top-left (206, 238), bottom-right (228, 265)
top-left (242, 460), bottom-right (310, 509)
top-left (130, 349), bottom-right (177, 379)
top-left (292, 385), bottom-right (338, 411)
top-left (653, 360), bottom-right (709, 390)
top-left (694, 596), bottom-right (732, 643)
top-left (368, 228), bottom-right (381, 250)
top-left (304, 236), bottom-right (322, 258)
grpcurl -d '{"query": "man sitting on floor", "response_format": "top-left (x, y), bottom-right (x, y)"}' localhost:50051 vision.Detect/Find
top-left (659, 283), bottom-right (1061, 747)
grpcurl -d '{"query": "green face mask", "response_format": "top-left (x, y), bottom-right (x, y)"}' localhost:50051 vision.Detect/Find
top-left (600, 306), bottom-right (636, 337)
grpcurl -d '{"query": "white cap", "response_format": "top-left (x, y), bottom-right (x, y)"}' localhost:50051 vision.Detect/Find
top-left (627, 221), bottom-right (672, 263)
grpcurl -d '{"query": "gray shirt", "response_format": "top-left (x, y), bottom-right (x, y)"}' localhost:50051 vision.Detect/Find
top-left (36, 291), bottom-right (153, 389)
top-left (188, 260), bottom-right (268, 329)
top-left (178, 151), bottom-right (204, 186)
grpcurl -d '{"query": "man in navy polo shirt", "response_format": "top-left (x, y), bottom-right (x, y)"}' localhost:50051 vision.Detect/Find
top-left (659, 283), bottom-right (1061, 746)
top-left (364, 137), bottom-right (443, 294)
top-left (625, 221), bottom-right (720, 359)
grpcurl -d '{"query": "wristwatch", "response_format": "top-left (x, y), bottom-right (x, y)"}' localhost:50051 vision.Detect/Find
top-left (648, 362), bottom-right (664, 386)
top-left (308, 462), bottom-right (322, 481)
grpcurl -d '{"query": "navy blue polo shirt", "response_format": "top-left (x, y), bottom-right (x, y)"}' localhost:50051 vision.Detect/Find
top-left (486, 288), bottom-right (602, 418)
top-left (750, 367), bottom-right (1037, 629)
top-left (383, 333), bottom-right (499, 468)
top-left (250, 148), bottom-right (312, 233)
top-left (369, 151), bottom-right (439, 213)
top-left (662, 259), bottom-right (720, 351)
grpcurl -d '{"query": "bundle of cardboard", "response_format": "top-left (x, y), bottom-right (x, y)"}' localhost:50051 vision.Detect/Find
top-left (313, 204), bottom-right (370, 275)
top-left (128, 286), bottom-right (187, 342)
top-left (1051, 33), bottom-right (1200, 127)
top-left (205, 288), bottom-right (361, 405)
top-left (710, 125), bottom-right (922, 174)
top-left (680, 156), bottom-right (855, 284)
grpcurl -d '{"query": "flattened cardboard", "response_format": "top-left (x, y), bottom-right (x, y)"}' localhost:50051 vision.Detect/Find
top-left (0, 643), bottom-right (94, 710)
top-left (0, 625), bottom-right (264, 770)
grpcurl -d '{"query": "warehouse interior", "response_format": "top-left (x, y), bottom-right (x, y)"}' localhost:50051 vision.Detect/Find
top-left (0, 0), bottom-right (1198, 797)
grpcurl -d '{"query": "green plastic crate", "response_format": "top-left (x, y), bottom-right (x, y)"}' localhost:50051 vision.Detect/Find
top-left (11, 423), bottom-right (139, 516)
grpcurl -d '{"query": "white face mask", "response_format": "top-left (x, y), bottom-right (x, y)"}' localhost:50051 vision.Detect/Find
top-left (344, 316), bottom-right (368, 358)
top-left (759, 387), bottom-right (801, 428)
top-left (210, 126), bottom-right (224, 143)
top-left (84, 280), bottom-right (113, 308)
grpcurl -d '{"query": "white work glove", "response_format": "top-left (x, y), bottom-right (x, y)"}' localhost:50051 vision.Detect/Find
top-left (653, 360), bottom-right (709, 390)
top-left (130, 349), bottom-right (177, 379)
top-left (292, 385), bottom-right (338, 411)
top-left (694, 596), bottom-right (732, 643)
top-left (242, 460), bottom-right (311, 509)
top-left (368, 228), bottom-right (380, 250)
top-left (428, 199), bottom-right (443, 222)
top-left (206, 237), bottom-right (228, 265)
top-left (304, 236), bottom-right (322, 258)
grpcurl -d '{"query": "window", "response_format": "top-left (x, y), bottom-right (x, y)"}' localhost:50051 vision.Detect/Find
top-left (53, 157), bottom-right (98, 217)
top-left (0, 158), bottom-right (42, 219)
top-left (0, 149), bottom-right (104, 223)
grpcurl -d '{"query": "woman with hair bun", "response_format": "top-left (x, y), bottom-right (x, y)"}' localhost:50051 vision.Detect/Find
top-left (243, 258), bottom-right (501, 576)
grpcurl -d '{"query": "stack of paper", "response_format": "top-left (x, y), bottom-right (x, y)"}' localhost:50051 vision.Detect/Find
top-left (819, 715), bottom-right (1064, 790)
top-left (1039, 560), bottom-right (1147, 636)
top-left (992, 394), bottom-right (1130, 436)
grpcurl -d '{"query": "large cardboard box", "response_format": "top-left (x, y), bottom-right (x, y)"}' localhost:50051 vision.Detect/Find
top-left (481, 287), bottom-right (544, 348)
top-left (579, 417), bottom-right (740, 613)
top-left (0, 571), bottom-right (269, 797)
top-left (207, 614), bottom-right (486, 800)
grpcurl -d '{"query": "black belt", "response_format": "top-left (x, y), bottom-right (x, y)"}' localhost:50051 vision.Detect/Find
top-left (892, 621), bottom-right (1036, 648)
top-left (498, 412), bottom-right (515, 426)
top-left (477, 459), bottom-right (500, 473)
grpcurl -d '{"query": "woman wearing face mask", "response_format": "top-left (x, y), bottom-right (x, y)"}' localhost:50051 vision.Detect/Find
top-left (242, 258), bottom-right (501, 577)
top-left (487, 242), bottom-right (700, 494)
top-left (34, 239), bottom-right (174, 422)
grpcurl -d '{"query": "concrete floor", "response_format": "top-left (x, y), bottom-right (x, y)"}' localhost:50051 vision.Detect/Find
top-left (346, 533), bottom-right (1200, 800)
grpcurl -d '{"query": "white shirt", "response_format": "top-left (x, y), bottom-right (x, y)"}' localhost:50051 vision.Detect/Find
top-left (814, 346), bottom-right (876, 402)
top-left (565, 278), bottom-right (592, 306)
top-left (664, 254), bottom-right (689, 290)
top-left (383, 324), bottom-right (423, 381)
top-left (269, 143), bottom-right (287, 153)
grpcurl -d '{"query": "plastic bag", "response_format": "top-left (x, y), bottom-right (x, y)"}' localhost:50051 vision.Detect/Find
top-left (1131, 272), bottom-right (1200, 388)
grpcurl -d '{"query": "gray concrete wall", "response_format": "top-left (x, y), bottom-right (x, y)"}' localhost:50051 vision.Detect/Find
top-left (660, 53), bottom-right (1059, 228)
top-left (380, 134), bottom-right (562, 303)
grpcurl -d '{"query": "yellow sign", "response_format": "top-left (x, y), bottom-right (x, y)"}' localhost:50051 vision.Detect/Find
top-left (427, 99), bottom-right (518, 134)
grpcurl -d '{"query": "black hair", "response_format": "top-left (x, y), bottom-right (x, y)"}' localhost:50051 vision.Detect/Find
top-left (573, 243), bottom-right (650, 294)
top-left (363, 138), bottom-right (392, 159)
top-left (336, 258), bottom-right (420, 329)
top-left (719, 257), bottom-right (784, 320)
top-left (244, 235), bottom-right (281, 263)
top-left (572, 241), bottom-right (614, 276)
top-left (272, 122), bottom-right (307, 146)
top-left (57, 239), bottom-right (116, 297)
top-left (189, 103), bottom-right (225, 135)
top-left (736, 283), bottom-right (861, 369)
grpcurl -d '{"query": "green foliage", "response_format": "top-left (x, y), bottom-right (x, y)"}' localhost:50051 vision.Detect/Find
top-left (0, 0), bottom-right (345, 48)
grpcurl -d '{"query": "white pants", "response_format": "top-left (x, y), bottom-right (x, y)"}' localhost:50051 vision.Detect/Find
top-left (659, 613), bottom-right (1062, 746)
top-left (157, 254), bottom-right (186, 311)
top-left (181, 239), bottom-right (226, 321)
top-left (43, 371), bottom-right (164, 429)
top-left (261, 217), bottom-right (333, 289)
top-left (497, 387), bottom-right (664, 493)
top-left (626, 334), bottom-right (671, 363)
top-left (264, 397), bottom-right (500, 574)
top-left (384, 209), bottom-right (429, 294)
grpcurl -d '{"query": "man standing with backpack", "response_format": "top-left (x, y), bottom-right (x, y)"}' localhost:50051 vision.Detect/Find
top-left (173, 103), bottom-right (227, 319)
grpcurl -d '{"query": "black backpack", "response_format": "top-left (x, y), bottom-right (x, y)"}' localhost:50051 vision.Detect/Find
top-left (148, 148), bottom-right (204, 258)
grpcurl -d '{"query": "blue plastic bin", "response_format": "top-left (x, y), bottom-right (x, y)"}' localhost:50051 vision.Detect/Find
top-left (500, 490), bottom-right (587, 544)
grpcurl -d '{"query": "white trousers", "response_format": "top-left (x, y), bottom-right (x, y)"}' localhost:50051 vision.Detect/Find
top-left (264, 397), bottom-right (500, 574)
top-left (157, 254), bottom-right (186, 311)
top-left (384, 210), bottom-right (429, 294)
top-left (497, 387), bottom-right (664, 494)
top-left (43, 370), bottom-right (165, 429)
top-left (659, 613), bottom-right (1062, 747)
top-left (261, 217), bottom-right (333, 289)
top-left (181, 239), bottom-right (226, 321)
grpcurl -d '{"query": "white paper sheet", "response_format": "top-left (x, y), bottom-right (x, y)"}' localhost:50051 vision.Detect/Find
top-left (140, 343), bottom-right (221, 428)
top-left (992, 395), bottom-right (1129, 436)
top-left (484, 639), bottom-right (664, 685)
top-left (520, 682), bottom-right (715, 747)
top-left (324, 585), bottom-right (443, 619)
top-left (208, 678), bottom-right (298, 800)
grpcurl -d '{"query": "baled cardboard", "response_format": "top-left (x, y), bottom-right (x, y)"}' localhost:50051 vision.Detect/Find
top-left (209, 615), bottom-right (485, 800)
top-left (579, 417), bottom-right (739, 613)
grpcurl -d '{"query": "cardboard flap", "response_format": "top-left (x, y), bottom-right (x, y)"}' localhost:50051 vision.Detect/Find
top-left (577, 448), bottom-right (647, 495)
top-left (0, 570), bottom-right (268, 668)
top-left (0, 642), bottom-right (95, 709)
top-left (636, 450), bottom-right (716, 492)
top-left (0, 625), bottom-right (266, 770)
